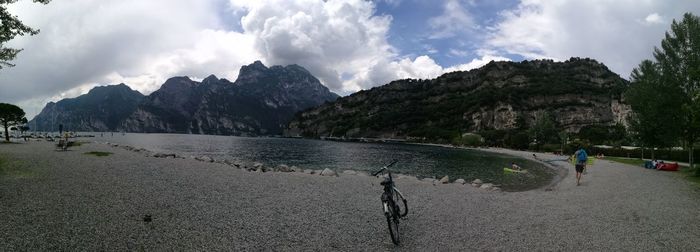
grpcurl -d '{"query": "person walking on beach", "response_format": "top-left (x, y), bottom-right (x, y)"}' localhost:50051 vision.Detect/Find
top-left (574, 146), bottom-right (588, 186)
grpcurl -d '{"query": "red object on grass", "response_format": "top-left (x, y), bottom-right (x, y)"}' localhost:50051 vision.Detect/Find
top-left (657, 162), bottom-right (679, 171)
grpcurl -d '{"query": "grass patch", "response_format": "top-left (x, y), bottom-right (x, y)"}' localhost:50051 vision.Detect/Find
top-left (84, 151), bottom-right (112, 157)
top-left (605, 157), bottom-right (645, 167)
top-left (607, 156), bottom-right (700, 188)
top-left (679, 166), bottom-right (700, 188)
top-left (0, 155), bottom-right (35, 178)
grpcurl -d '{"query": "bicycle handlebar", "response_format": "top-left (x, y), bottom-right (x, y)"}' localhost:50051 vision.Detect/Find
top-left (372, 159), bottom-right (399, 176)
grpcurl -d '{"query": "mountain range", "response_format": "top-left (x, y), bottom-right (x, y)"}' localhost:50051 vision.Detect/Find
top-left (30, 58), bottom-right (631, 140)
top-left (29, 61), bottom-right (339, 136)
top-left (285, 58), bottom-right (630, 141)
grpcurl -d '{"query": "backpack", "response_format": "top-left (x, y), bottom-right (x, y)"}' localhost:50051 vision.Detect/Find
top-left (577, 149), bottom-right (588, 162)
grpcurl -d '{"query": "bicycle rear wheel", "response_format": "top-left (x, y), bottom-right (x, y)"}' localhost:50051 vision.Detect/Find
top-left (385, 200), bottom-right (400, 245)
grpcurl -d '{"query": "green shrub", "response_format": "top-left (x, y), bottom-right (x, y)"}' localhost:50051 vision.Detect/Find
top-left (453, 133), bottom-right (483, 147)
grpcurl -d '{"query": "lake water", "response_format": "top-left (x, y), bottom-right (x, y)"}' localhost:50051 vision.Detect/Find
top-left (88, 133), bottom-right (555, 191)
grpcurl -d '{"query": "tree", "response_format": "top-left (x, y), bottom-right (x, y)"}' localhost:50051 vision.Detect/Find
top-left (1, 0), bottom-right (50, 69)
top-left (528, 111), bottom-right (557, 150)
top-left (559, 131), bottom-right (568, 154)
top-left (0, 103), bottom-right (27, 141)
top-left (653, 12), bottom-right (700, 174)
top-left (626, 61), bottom-right (683, 158)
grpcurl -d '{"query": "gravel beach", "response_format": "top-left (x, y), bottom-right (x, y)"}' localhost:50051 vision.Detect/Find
top-left (1, 141), bottom-right (699, 251)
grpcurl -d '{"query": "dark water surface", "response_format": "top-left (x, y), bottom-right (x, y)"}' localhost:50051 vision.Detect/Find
top-left (89, 133), bottom-right (555, 191)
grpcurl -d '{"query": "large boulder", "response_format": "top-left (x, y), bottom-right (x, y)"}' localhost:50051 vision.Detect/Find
top-left (439, 176), bottom-right (449, 184)
top-left (277, 164), bottom-right (292, 172)
top-left (320, 168), bottom-right (337, 176)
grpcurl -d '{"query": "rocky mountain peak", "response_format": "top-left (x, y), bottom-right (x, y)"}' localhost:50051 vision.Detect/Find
top-left (202, 74), bottom-right (219, 84)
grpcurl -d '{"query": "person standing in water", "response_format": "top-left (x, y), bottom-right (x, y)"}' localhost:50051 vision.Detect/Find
top-left (573, 146), bottom-right (588, 186)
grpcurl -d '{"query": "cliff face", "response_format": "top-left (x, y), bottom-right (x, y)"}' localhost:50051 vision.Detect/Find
top-left (286, 58), bottom-right (631, 140)
top-left (28, 84), bottom-right (144, 132)
top-left (120, 61), bottom-right (339, 135)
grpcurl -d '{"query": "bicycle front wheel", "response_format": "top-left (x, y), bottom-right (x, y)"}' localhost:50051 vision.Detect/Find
top-left (392, 188), bottom-right (408, 217)
top-left (385, 200), bottom-right (400, 245)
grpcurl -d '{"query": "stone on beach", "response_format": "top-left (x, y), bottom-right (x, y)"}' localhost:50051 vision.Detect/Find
top-left (320, 168), bottom-right (337, 176)
top-left (153, 153), bottom-right (177, 158)
top-left (342, 170), bottom-right (357, 175)
top-left (480, 183), bottom-right (493, 189)
top-left (439, 175), bottom-right (449, 184)
top-left (421, 178), bottom-right (436, 183)
top-left (196, 156), bottom-right (214, 162)
top-left (472, 179), bottom-right (483, 184)
top-left (454, 178), bottom-right (466, 184)
top-left (277, 164), bottom-right (292, 172)
top-left (303, 169), bottom-right (314, 174)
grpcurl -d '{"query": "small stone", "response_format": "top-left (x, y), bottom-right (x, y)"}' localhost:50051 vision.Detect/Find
top-left (320, 168), bottom-right (337, 176)
top-left (303, 169), bottom-right (314, 174)
top-left (253, 162), bottom-right (263, 168)
top-left (439, 175), bottom-right (449, 184)
top-left (291, 166), bottom-right (302, 172)
top-left (277, 164), bottom-right (292, 172)
top-left (480, 183), bottom-right (493, 189)
top-left (472, 179), bottom-right (483, 185)
top-left (342, 170), bottom-right (357, 175)
top-left (196, 156), bottom-right (214, 162)
top-left (455, 178), bottom-right (466, 184)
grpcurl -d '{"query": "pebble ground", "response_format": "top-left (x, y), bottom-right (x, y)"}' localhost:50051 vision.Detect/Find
top-left (1, 141), bottom-right (699, 251)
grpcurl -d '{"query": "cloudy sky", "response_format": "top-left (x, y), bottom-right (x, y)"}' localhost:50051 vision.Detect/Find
top-left (1, 0), bottom-right (698, 118)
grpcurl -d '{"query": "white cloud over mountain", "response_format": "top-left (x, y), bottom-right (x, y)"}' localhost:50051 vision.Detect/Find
top-left (485, 0), bottom-right (700, 79)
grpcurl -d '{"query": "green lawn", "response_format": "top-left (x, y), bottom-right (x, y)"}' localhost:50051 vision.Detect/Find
top-left (605, 156), bottom-right (645, 167)
top-left (606, 156), bottom-right (700, 188)
top-left (0, 155), bottom-right (35, 178)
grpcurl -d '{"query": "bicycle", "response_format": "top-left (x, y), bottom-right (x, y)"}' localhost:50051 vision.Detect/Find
top-left (371, 159), bottom-right (408, 245)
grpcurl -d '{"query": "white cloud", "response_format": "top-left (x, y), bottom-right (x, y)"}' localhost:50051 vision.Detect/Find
top-left (644, 13), bottom-right (664, 24)
top-left (427, 0), bottom-right (476, 39)
top-left (444, 55), bottom-right (511, 72)
top-left (230, 0), bottom-right (406, 93)
top-left (485, 0), bottom-right (700, 79)
top-left (1, 0), bottom-right (262, 118)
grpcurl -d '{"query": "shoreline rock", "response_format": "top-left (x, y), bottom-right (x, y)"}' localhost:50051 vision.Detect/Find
top-left (320, 168), bottom-right (337, 177)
